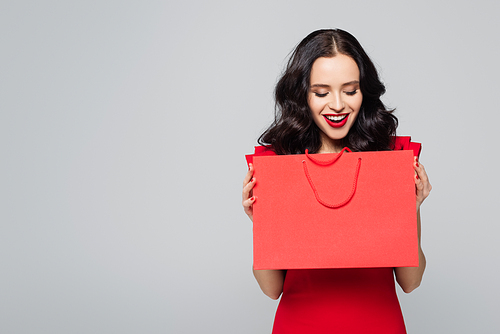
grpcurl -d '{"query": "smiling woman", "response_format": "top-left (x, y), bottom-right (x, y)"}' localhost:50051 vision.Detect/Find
top-left (242, 29), bottom-right (431, 334)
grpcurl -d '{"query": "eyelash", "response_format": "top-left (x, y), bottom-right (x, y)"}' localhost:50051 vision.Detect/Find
top-left (314, 90), bottom-right (358, 98)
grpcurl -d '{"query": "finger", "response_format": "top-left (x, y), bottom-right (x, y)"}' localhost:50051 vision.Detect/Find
top-left (415, 162), bottom-right (431, 190)
top-left (414, 173), bottom-right (424, 190)
top-left (243, 163), bottom-right (254, 187)
top-left (413, 156), bottom-right (420, 179)
top-left (413, 158), bottom-right (429, 182)
top-left (414, 166), bottom-right (431, 205)
top-left (242, 196), bottom-right (256, 219)
top-left (242, 177), bottom-right (256, 200)
top-left (243, 196), bottom-right (256, 208)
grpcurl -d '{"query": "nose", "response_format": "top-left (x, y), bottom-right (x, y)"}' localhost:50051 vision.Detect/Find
top-left (328, 94), bottom-right (344, 112)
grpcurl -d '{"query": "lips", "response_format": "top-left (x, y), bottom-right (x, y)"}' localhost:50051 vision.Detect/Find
top-left (323, 113), bottom-right (349, 128)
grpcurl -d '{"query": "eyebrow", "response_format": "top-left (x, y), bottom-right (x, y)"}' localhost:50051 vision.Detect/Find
top-left (310, 80), bottom-right (360, 88)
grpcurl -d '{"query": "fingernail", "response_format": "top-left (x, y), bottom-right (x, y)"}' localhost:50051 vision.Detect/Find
top-left (251, 178), bottom-right (255, 182)
top-left (250, 196), bottom-right (255, 201)
top-left (416, 162), bottom-right (419, 167)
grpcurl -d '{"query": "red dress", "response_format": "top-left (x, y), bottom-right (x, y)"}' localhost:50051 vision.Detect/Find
top-left (248, 137), bottom-right (421, 334)
top-left (272, 268), bottom-right (406, 333)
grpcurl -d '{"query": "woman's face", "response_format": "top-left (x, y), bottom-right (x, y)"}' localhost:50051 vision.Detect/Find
top-left (308, 54), bottom-right (363, 153)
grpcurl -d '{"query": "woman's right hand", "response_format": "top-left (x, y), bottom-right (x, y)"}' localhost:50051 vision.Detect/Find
top-left (242, 163), bottom-right (257, 222)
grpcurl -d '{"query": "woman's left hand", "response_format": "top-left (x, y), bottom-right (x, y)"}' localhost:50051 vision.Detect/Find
top-left (414, 156), bottom-right (432, 210)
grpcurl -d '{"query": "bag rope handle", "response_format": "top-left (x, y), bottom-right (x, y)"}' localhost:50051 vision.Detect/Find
top-left (302, 153), bottom-right (362, 208)
top-left (304, 147), bottom-right (352, 165)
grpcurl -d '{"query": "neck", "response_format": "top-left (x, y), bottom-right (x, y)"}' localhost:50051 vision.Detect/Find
top-left (318, 135), bottom-right (343, 153)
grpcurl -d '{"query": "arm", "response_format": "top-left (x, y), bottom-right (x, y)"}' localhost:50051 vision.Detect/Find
top-left (394, 157), bottom-right (432, 293)
top-left (394, 209), bottom-right (426, 293)
top-left (253, 267), bottom-right (286, 300)
top-left (243, 163), bottom-right (286, 300)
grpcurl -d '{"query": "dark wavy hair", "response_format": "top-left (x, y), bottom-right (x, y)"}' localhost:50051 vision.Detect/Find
top-left (258, 29), bottom-right (398, 154)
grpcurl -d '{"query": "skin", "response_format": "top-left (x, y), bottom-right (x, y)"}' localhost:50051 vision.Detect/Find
top-left (242, 55), bottom-right (432, 299)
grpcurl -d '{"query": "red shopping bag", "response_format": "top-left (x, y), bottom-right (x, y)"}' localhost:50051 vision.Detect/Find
top-left (249, 148), bottom-right (418, 270)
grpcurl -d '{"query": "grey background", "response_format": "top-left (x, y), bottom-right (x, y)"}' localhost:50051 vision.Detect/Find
top-left (1, 1), bottom-right (499, 333)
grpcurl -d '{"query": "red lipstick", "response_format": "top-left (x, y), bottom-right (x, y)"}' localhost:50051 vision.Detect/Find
top-left (323, 114), bottom-right (349, 128)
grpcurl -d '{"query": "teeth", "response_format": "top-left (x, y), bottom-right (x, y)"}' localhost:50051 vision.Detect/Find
top-left (325, 115), bottom-right (347, 122)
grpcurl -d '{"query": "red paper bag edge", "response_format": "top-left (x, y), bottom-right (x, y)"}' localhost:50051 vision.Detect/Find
top-left (245, 136), bottom-right (421, 164)
top-left (245, 145), bottom-right (274, 165)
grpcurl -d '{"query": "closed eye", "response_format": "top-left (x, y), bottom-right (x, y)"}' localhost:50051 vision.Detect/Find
top-left (345, 90), bottom-right (358, 96)
top-left (314, 92), bottom-right (329, 97)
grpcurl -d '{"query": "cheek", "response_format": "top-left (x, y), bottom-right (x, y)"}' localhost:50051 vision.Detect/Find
top-left (349, 97), bottom-right (363, 122)
top-left (308, 99), bottom-right (323, 113)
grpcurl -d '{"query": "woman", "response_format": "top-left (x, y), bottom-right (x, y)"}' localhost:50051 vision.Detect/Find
top-left (242, 29), bottom-right (431, 333)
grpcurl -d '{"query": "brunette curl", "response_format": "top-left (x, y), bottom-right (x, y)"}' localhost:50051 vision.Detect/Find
top-left (258, 29), bottom-right (398, 154)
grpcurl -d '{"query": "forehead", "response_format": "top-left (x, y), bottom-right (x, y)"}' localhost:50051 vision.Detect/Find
top-left (309, 55), bottom-right (360, 84)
